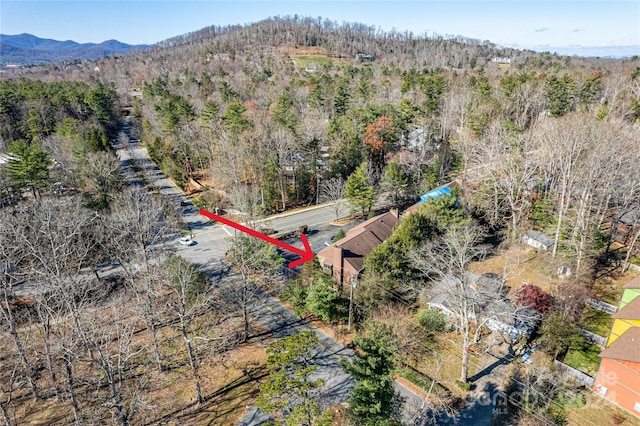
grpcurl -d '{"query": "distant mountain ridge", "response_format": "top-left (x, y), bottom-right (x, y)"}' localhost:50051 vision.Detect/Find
top-left (0, 33), bottom-right (150, 64)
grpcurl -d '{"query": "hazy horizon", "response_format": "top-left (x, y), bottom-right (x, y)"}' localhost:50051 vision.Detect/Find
top-left (2, 1), bottom-right (639, 59)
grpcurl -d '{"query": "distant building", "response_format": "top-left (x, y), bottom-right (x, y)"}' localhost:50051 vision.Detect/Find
top-left (304, 64), bottom-right (319, 73)
top-left (317, 210), bottom-right (399, 287)
top-left (356, 53), bottom-right (374, 61)
top-left (128, 90), bottom-right (143, 100)
top-left (282, 152), bottom-right (305, 179)
top-left (0, 154), bottom-right (18, 168)
top-left (612, 209), bottom-right (640, 252)
top-left (206, 52), bottom-right (232, 62)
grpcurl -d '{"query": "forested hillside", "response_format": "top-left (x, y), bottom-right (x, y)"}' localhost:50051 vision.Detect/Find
top-left (2, 16), bottom-right (640, 426)
top-left (20, 16), bottom-right (633, 216)
top-left (3, 14), bottom-right (640, 278)
top-left (5, 18), bottom-right (638, 196)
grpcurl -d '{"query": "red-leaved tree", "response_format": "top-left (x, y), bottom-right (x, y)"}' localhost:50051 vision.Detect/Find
top-left (364, 116), bottom-right (394, 154)
top-left (515, 283), bottom-right (550, 314)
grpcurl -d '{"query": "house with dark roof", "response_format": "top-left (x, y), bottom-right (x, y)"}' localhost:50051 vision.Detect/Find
top-left (593, 326), bottom-right (640, 417)
top-left (316, 210), bottom-right (399, 287)
top-left (612, 209), bottom-right (640, 252)
top-left (426, 272), bottom-right (540, 337)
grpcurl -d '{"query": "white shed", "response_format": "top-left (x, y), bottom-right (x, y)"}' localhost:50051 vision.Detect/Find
top-left (522, 231), bottom-right (554, 251)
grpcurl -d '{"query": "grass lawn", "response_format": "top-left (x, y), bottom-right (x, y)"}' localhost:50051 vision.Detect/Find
top-left (579, 306), bottom-right (613, 337)
top-left (469, 246), bottom-right (555, 295)
top-left (567, 392), bottom-right (640, 426)
top-left (397, 364), bottom-right (450, 398)
top-left (414, 333), bottom-right (479, 399)
top-left (293, 56), bottom-right (334, 68)
top-left (591, 269), bottom-right (638, 305)
top-left (563, 341), bottom-right (602, 377)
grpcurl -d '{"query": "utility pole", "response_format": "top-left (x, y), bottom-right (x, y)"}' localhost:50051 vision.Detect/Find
top-left (348, 280), bottom-right (356, 332)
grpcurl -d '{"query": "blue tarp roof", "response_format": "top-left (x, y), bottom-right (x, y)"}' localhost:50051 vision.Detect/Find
top-left (418, 186), bottom-right (451, 203)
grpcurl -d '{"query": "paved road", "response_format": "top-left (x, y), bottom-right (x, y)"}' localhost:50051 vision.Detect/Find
top-left (237, 287), bottom-right (356, 426)
top-left (115, 119), bottom-right (358, 267)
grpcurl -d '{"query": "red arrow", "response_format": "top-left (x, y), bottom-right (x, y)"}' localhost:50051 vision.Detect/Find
top-left (199, 209), bottom-right (314, 268)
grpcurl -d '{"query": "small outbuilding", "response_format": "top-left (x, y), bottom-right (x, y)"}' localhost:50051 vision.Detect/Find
top-left (522, 230), bottom-right (554, 251)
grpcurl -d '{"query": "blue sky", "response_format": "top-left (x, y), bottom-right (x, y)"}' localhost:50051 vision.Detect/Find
top-left (2, 1), bottom-right (639, 56)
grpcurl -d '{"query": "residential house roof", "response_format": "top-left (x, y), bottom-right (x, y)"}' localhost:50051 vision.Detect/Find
top-left (612, 296), bottom-right (640, 320)
top-left (426, 274), bottom-right (461, 313)
top-left (523, 230), bottom-right (554, 248)
top-left (619, 209), bottom-right (640, 226)
top-left (403, 180), bottom-right (459, 216)
top-left (623, 274), bottom-right (640, 289)
top-left (426, 273), bottom-right (540, 335)
top-left (599, 326), bottom-right (640, 363)
top-left (317, 210), bottom-right (399, 272)
top-left (468, 272), bottom-right (508, 298)
top-left (0, 154), bottom-right (18, 166)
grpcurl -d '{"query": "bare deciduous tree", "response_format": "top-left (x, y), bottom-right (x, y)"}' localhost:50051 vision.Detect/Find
top-left (0, 197), bottom-right (103, 401)
top-left (0, 237), bottom-right (39, 403)
top-left (161, 255), bottom-right (209, 404)
top-left (409, 223), bottom-right (488, 383)
top-left (108, 189), bottom-right (178, 370)
top-left (222, 235), bottom-right (284, 342)
top-left (534, 115), bottom-right (592, 257)
top-left (470, 122), bottom-right (540, 238)
top-left (320, 177), bottom-right (346, 221)
top-left (78, 299), bottom-right (143, 426)
top-left (414, 350), bottom-right (460, 424)
top-left (83, 151), bottom-right (125, 207)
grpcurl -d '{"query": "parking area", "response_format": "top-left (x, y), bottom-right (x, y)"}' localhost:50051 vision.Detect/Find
top-left (275, 219), bottom-right (362, 270)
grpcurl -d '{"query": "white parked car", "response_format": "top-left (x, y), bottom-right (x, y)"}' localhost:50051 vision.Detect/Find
top-left (179, 237), bottom-right (195, 246)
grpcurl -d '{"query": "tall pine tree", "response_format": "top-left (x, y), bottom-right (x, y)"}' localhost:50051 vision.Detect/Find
top-left (344, 162), bottom-right (375, 217)
top-left (6, 140), bottom-right (50, 199)
top-left (256, 331), bottom-right (333, 426)
top-left (340, 322), bottom-right (404, 425)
